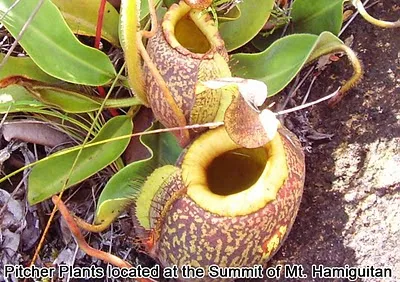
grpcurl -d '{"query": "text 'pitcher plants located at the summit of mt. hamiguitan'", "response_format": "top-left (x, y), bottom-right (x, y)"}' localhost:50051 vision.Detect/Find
top-left (0, 0), bottom-right (398, 280)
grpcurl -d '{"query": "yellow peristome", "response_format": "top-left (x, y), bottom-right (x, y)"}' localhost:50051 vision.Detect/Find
top-left (163, 1), bottom-right (222, 54)
top-left (162, 2), bottom-right (191, 50)
top-left (182, 126), bottom-right (288, 217)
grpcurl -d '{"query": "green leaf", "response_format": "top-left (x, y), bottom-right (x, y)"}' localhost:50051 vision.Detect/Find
top-left (29, 86), bottom-right (102, 113)
top-left (231, 32), bottom-right (344, 96)
top-left (217, 5), bottom-right (241, 23)
top-left (94, 121), bottom-right (182, 225)
top-left (1, 77), bottom-right (142, 113)
top-left (141, 124), bottom-right (182, 168)
top-left (51, 0), bottom-right (120, 46)
top-left (28, 115), bottom-right (133, 204)
top-left (0, 85), bottom-right (91, 134)
top-left (291, 0), bottom-right (344, 35)
top-left (251, 0), bottom-right (344, 51)
top-left (306, 32), bottom-right (346, 63)
top-left (0, 85), bottom-right (45, 113)
top-left (0, 54), bottom-right (59, 83)
top-left (30, 86), bottom-right (142, 112)
top-left (163, 0), bottom-right (178, 9)
top-left (0, 0), bottom-right (116, 85)
top-left (219, 0), bottom-right (275, 51)
top-left (250, 31), bottom-right (282, 52)
top-left (140, 0), bottom-right (162, 21)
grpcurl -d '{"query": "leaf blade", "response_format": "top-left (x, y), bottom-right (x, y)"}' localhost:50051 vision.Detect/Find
top-left (51, 0), bottom-right (120, 46)
top-left (291, 0), bottom-right (344, 35)
top-left (0, 85), bottom-right (45, 113)
top-left (0, 0), bottom-right (116, 85)
top-left (219, 0), bottom-right (275, 51)
top-left (231, 32), bottom-right (344, 96)
top-left (28, 115), bottom-right (133, 204)
top-left (0, 54), bottom-right (59, 83)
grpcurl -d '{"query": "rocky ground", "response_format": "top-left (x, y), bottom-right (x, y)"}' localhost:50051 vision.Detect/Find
top-left (268, 1), bottom-right (400, 281)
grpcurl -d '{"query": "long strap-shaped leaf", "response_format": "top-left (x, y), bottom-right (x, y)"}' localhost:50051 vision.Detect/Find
top-left (219, 0), bottom-right (275, 52)
top-left (28, 115), bottom-right (133, 204)
top-left (51, 0), bottom-right (120, 46)
top-left (0, 0), bottom-right (116, 85)
top-left (291, 0), bottom-right (344, 35)
top-left (140, 0), bottom-right (162, 22)
top-left (0, 76), bottom-right (142, 112)
top-left (231, 32), bottom-right (362, 98)
top-left (0, 54), bottom-right (59, 83)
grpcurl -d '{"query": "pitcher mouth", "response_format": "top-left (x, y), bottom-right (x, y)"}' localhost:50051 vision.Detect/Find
top-left (162, 1), bottom-right (225, 58)
top-left (181, 126), bottom-right (289, 217)
top-left (206, 147), bottom-right (267, 196)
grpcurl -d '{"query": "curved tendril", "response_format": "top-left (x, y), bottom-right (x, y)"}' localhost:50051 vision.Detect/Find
top-left (52, 196), bottom-right (132, 268)
top-left (328, 44), bottom-right (363, 106)
top-left (352, 0), bottom-right (400, 28)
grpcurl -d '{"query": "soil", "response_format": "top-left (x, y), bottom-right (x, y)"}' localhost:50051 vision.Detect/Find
top-left (267, 1), bottom-right (400, 281)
